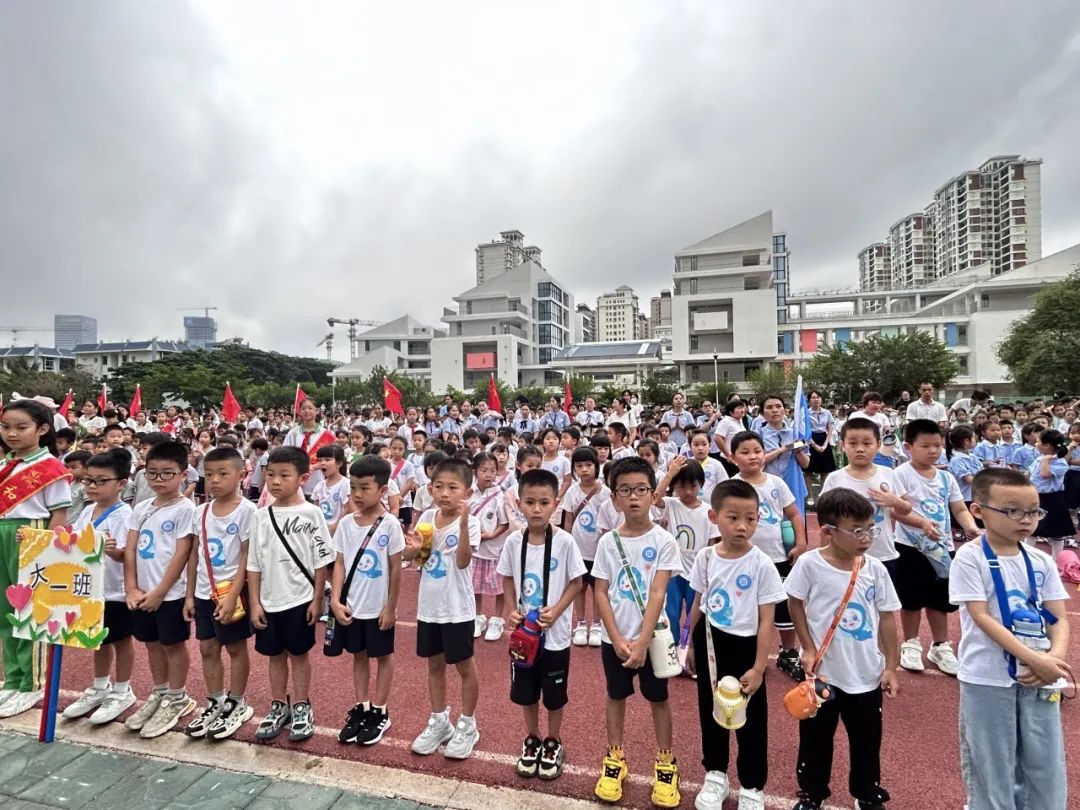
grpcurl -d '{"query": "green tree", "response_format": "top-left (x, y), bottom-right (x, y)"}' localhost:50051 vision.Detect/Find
top-left (998, 269), bottom-right (1080, 395)
top-left (0, 360), bottom-right (97, 405)
top-left (746, 366), bottom-right (798, 403)
top-left (471, 376), bottom-right (515, 412)
top-left (595, 384), bottom-right (625, 407)
top-left (804, 332), bottom-right (959, 403)
top-left (691, 380), bottom-right (737, 406)
top-left (566, 374), bottom-right (594, 406)
top-left (641, 368), bottom-right (681, 409)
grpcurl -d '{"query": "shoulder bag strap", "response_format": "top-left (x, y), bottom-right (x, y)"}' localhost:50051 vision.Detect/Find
top-left (518, 524), bottom-right (554, 610)
top-left (809, 554), bottom-right (864, 676)
top-left (201, 505), bottom-right (219, 595)
top-left (339, 516), bottom-right (384, 606)
top-left (267, 506), bottom-right (315, 586)
top-left (92, 502), bottom-right (123, 529)
top-left (470, 490), bottom-right (500, 517)
top-left (705, 550), bottom-right (719, 686)
top-left (611, 531), bottom-right (649, 616)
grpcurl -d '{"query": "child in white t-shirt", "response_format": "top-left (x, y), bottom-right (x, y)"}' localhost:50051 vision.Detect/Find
top-left (950, 468), bottom-right (1070, 810)
top-left (328, 456), bottom-right (405, 747)
top-left (561, 446), bottom-right (609, 647)
top-left (688, 429), bottom-right (728, 503)
top-left (388, 436), bottom-right (418, 528)
top-left (685, 479), bottom-right (785, 810)
top-left (786, 488), bottom-right (900, 810)
top-left (313, 444), bottom-right (351, 533)
top-left (470, 453), bottom-right (510, 642)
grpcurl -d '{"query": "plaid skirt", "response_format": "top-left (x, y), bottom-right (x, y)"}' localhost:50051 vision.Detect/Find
top-left (472, 557), bottom-right (503, 596)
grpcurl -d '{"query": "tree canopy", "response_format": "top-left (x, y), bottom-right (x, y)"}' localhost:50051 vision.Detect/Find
top-left (997, 269), bottom-right (1080, 395)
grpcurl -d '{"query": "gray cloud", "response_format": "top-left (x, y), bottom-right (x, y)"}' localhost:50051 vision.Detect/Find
top-left (3, 1), bottom-right (1079, 357)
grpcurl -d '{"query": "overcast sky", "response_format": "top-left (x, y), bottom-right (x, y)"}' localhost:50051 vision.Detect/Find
top-left (4, 1), bottom-right (1080, 358)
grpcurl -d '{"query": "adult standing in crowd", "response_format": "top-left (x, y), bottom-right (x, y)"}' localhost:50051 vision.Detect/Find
top-left (805, 390), bottom-right (836, 492)
top-left (659, 392), bottom-right (695, 451)
top-left (905, 382), bottom-right (948, 425)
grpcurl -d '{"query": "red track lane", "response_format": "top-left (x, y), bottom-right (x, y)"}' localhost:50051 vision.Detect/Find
top-left (55, 519), bottom-right (1080, 809)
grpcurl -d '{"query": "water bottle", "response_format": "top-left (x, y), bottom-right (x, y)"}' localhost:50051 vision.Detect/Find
top-left (1011, 605), bottom-right (1050, 679)
top-left (712, 676), bottom-right (748, 730)
top-left (781, 519), bottom-right (796, 551)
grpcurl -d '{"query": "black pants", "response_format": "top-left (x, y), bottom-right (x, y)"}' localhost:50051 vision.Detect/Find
top-left (796, 686), bottom-right (887, 804)
top-left (693, 620), bottom-right (767, 790)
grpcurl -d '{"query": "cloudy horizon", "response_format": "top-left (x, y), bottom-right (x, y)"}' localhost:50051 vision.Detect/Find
top-left (3, 1), bottom-right (1079, 358)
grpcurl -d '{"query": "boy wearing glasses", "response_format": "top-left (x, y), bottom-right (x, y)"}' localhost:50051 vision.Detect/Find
top-left (62, 449), bottom-right (136, 724)
top-left (123, 440), bottom-right (197, 738)
top-left (950, 468), bottom-right (1070, 810)
top-left (591, 457), bottom-right (683, 808)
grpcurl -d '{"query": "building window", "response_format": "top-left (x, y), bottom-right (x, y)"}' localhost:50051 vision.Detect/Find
top-left (691, 365), bottom-right (700, 381)
top-left (690, 335), bottom-right (699, 350)
top-left (742, 254), bottom-right (761, 266)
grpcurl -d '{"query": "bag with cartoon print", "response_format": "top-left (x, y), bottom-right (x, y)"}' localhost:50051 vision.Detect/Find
top-left (611, 531), bottom-right (682, 679)
top-left (508, 527), bottom-right (551, 668)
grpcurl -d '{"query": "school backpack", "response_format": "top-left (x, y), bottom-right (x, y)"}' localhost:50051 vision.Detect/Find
top-left (1056, 548), bottom-right (1080, 585)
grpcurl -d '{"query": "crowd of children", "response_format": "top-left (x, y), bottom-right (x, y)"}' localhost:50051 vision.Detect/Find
top-left (0, 386), bottom-right (1075, 810)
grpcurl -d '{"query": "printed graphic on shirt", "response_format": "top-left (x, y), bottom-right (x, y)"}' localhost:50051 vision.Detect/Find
top-left (706, 586), bottom-right (733, 626)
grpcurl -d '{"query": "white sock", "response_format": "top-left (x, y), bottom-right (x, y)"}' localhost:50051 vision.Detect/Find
top-left (1049, 539), bottom-right (1065, 561)
top-left (93, 676), bottom-right (111, 691)
top-left (459, 713), bottom-right (476, 727)
top-left (113, 681), bottom-right (131, 694)
top-left (152, 682), bottom-right (168, 695)
top-left (228, 692), bottom-right (245, 706)
top-left (209, 690), bottom-right (226, 705)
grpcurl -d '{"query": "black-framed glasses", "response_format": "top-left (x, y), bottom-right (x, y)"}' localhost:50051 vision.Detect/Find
top-left (821, 524), bottom-right (881, 541)
top-left (79, 477), bottom-right (120, 487)
top-left (145, 470), bottom-right (179, 481)
top-left (614, 485), bottom-right (654, 498)
top-left (977, 503), bottom-right (1047, 522)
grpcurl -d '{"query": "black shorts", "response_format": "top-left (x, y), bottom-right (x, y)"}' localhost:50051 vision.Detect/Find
top-left (773, 560), bottom-right (794, 630)
top-left (510, 646), bottom-right (570, 710)
top-left (131, 598), bottom-right (190, 646)
top-left (416, 620), bottom-right (474, 665)
top-left (398, 507), bottom-right (413, 530)
top-left (102, 600), bottom-right (133, 645)
top-left (601, 642), bottom-right (668, 703)
top-left (324, 617), bottom-right (395, 659)
top-left (255, 603), bottom-right (316, 657)
top-left (246, 485), bottom-right (261, 501)
top-left (194, 597), bottom-right (253, 646)
top-left (581, 558), bottom-right (594, 587)
top-left (893, 544), bottom-right (957, 614)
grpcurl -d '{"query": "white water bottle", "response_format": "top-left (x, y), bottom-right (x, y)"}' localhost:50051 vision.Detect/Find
top-left (1011, 607), bottom-right (1050, 679)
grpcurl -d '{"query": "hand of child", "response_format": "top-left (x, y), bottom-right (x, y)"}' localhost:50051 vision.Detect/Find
top-left (801, 648), bottom-right (817, 677)
top-left (251, 603), bottom-right (268, 630)
top-left (1021, 653), bottom-right (1070, 687)
top-left (881, 669), bottom-right (899, 697)
top-left (668, 455), bottom-right (687, 472)
top-left (182, 597), bottom-right (196, 622)
top-left (622, 638), bottom-right (648, 670)
top-left (125, 589), bottom-right (145, 612)
top-left (305, 599), bottom-right (320, 626)
top-left (921, 519), bottom-right (941, 540)
top-left (740, 667), bottom-right (764, 697)
top-left (963, 524), bottom-right (981, 540)
top-left (332, 603), bottom-right (353, 626)
top-left (104, 535), bottom-right (117, 555)
top-left (377, 605), bottom-right (395, 631)
top-left (140, 589), bottom-right (164, 612)
top-left (867, 488), bottom-right (901, 509)
top-left (613, 637), bottom-right (633, 663)
top-left (788, 542), bottom-right (808, 561)
top-left (507, 609), bottom-right (525, 631)
top-left (538, 606), bottom-right (555, 629)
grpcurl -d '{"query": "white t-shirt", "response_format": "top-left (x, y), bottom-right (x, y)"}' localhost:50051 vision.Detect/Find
top-left (698, 457), bottom-right (729, 502)
top-left (820, 467), bottom-right (906, 562)
top-left (416, 508), bottom-right (481, 623)
top-left (713, 416), bottom-right (744, 454)
top-left (893, 465), bottom-right (963, 551)
top-left (413, 483), bottom-right (434, 516)
top-left (658, 497), bottom-right (720, 577)
top-left (193, 499), bottom-right (256, 600)
top-left (497, 470), bottom-right (517, 493)
top-left (734, 473), bottom-right (795, 562)
top-left (849, 410), bottom-right (893, 437)
top-left (904, 400), bottom-right (947, 423)
top-left (689, 544), bottom-right (785, 637)
top-left (313, 477), bottom-right (350, 525)
top-left (561, 482), bottom-right (609, 562)
top-left (949, 541), bottom-right (1070, 688)
top-left (591, 525), bottom-right (682, 643)
top-left (365, 417), bottom-right (392, 435)
top-left (246, 503), bottom-right (334, 612)
top-left (596, 498), bottom-right (623, 536)
top-left (389, 458), bottom-right (417, 508)
top-left (73, 501), bottom-right (132, 602)
top-left (541, 455), bottom-right (571, 486)
top-left (785, 549), bottom-right (901, 694)
top-left (127, 497), bottom-right (197, 601)
top-left (496, 528), bottom-right (587, 650)
top-left (470, 487), bottom-right (509, 561)
top-left (332, 513), bottom-right (405, 619)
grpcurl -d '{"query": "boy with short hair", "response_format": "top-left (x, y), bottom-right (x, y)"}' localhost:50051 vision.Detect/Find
top-left (591, 457), bottom-right (683, 808)
top-left (786, 489), bottom-right (901, 810)
top-left (407, 458), bottom-right (483, 759)
top-left (123, 440), bottom-right (197, 738)
top-left (329, 456), bottom-right (404, 746)
top-left (561, 446), bottom-right (609, 647)
top-left (63, 449), bottom-right (137, 724)
top-left (64, 449), bottom-right (92, 522)
top-left (247, 446), bottom-right (335, 741)
top-left (498, 469), bottom-right (585, 779)
top-left (608, 422), bottom-right (634, 461)
top-left (246, 437), bottom-right (269, 500)
top-left (184, 447), bottom-right (256, 740)
top-left (951, 468), bottom-right (1070, 809)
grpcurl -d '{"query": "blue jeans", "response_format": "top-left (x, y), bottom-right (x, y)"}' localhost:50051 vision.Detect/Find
top-left (959, 681), bottom-right (1067, 810)
top-left (665, 575), bottom-right (693, 638)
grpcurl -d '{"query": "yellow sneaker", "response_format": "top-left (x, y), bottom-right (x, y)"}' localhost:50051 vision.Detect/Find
top-left (651, 759), bottom-right (680, 808)
top-left (594, 754), bottom-right (629, 803)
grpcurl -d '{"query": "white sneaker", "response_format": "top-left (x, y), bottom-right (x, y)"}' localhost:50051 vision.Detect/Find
top-left (588, 622), bottom-right (603, 647)
top-left (572, 622), bottom-right (588, 646)
top-left (124, 691), bottom-right (163, 732)
top-left (0, 688), bottom-right (19, 707)
top-left (89, 689), bottom-right (136, 724)
top-left (900, 638), bottom-right (925, 672)
top-left (737, 786), bottom-right (765, 810)
top-left (473, 615), bottom-right (487, 639)
top-left (694, 771), bottom-right (729, 809)
top-left (927, 641), bottom-right (959, 676)
top-left (411, 710), bottom-right (454, 755)
top-left (0, 690), bottom-right (42, 719)
top-left (443, 716), bottom-right (480, 760)
top-left (62, 685), bottom-right (111, 719)
top-left (484, 617), bottom-right (505, 642)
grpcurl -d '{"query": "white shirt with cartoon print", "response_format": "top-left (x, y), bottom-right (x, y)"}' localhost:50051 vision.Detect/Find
top-left (415, 508), bottom-right (481, 624)
top-left (689, 544), bottom-right (785, 637)
top-left (332, 513), bottom-right (406, 619)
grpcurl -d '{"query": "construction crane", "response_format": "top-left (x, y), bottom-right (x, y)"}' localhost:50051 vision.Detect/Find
top-left (176, 307), bottom-right (219, 318)
top-left (315, 332), bottom-right (334, 362)
top-left (0, 325), bottom-right (51, 346)
top-left (326, 317), bottom-right (383, 360)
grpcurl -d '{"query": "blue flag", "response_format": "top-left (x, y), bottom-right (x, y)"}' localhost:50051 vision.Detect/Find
top-left (784, 375), bottom-right (811, 517)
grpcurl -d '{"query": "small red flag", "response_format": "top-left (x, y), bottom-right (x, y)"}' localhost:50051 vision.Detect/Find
top-left (293, 383), bottom-right (307, 417)
top-left (128, 384), bottom-right (142, 418)
top-left (563, 379), bottom-right (572, 415)
top-left (383, 377), bottom-right (404, 415)
top-left (59, 390), bottom-right (74, 419)
top-left (486, 373), bottom-right (502, 414)
top-left (222, 382), bottom-right (241, 423)
top-left (97, 383), bottom-right (107, 414)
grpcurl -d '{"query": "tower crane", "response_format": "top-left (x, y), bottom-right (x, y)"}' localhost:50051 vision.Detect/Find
top-left (0, 325), bottom-right (51, 346)
top-left (315, 332), bottom-right (334, 362)
top-left (326, 317), bottom-right (384, 360)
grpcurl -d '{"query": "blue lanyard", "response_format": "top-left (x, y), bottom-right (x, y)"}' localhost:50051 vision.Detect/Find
top-left (92, 502), bottom-right (123, 529)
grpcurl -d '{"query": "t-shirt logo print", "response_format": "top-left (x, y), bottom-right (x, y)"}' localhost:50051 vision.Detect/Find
top-left (675, 525), bottom-right (695, 552)
top-left (424, 549), bottom-right (448, 579)
top-left (734, 573), bottom-right (752, 596)
top-left (758, 502), bottom-right (779, 525)
top-left (615, 566), bottom-right (646, 605)
top-left (707, 587), bottom-right (733, 626)
top-left (138, 529), bottom-right (155, 560)
top-left (839, 603), bottom-right (874, 641)
top-left (358, 549), bottom-right (382, 579)
top-left (521, 573), bottom-right (544, 610)
top-left (206, 536), bottom-right (226, 566)
top-left (578, 511), bottom-right (596, 533)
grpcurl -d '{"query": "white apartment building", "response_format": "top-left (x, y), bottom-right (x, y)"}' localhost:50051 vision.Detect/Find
top-left (0, 346), bottom-right (75, 374)
top-left (886, 211), bottom-right (936, 289)
top-left (330, 315), bottom-right (445, 385)
top-left (75, 340), bottom-right (190, 376)
top-left (431, 260), bottom-right (574, 391)
top-left (857, 243), bottom-right (892, 291)
top-left (596, 286), bottom-right (642, 342)
top-left (670, 211), bottom-right (787, 386)
top-left (474, 229), bottom-right (544, 286)
top-left (573, 303), bottom-right (597, 344)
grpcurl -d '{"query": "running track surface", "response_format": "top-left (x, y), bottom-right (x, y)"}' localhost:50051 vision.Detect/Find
top-left (53, 518), bottom-right (1080, 809)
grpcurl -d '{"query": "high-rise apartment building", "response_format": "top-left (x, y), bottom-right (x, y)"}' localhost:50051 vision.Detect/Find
top-left (857, 243), bottom-right (892, 291)
top-left (183, 316), bottom-right (217, 349)
top-left (596, 286), bottom-right (641, 342)
top-left (54, 314), bottom-right (97, 350)
top-left (574, 303), bottom-right (597, 343)
top-left (886, 211), bottom-right (935, 288)
top-left (649, 290), bottom-right (672, 335)
top-left (474, 230), bottom-right (544, 285)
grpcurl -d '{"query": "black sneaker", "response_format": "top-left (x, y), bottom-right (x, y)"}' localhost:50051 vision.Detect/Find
top-left (516, 734), bottom-right (542, 777)
top-left (338, 703), bottom-right (369, 744)
top-left (777, 648), bottom-right (805, 682)
top-left (537, 737), bottom-right (564, 780)
top-left (357, 705), bottom-right (390, 745)
top-left (791, 795), bottom-right (822, 810)
top-left (856, 787), bottom-right (890, 809)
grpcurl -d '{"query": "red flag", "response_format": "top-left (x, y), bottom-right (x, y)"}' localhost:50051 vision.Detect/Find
top-left (97, 383), bottom-right (107, 414)
top-left (563, 379), bottom-right (572, 415)
top-left (128, 384), bottom-right (142, 418)
top-left (293, 383), bottom-right (307, 417)
top-left (222, 382), bottom-right (241, 423)
top-left (486, 373), bottom-right (502, 414)
top-left (59, 390), bottom-right (73, 419)
top-left (383, 377), bottom-right (403, 415)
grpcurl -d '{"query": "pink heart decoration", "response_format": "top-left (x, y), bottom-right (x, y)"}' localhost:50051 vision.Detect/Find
top-left (65, 611), bottom-right (77, 628)
top-left (735, 591), bottom-right (743, 597)
top-left (5, 584), bottom-right (32, 612)
top-left (47, 619), bottom-right (60, 636)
